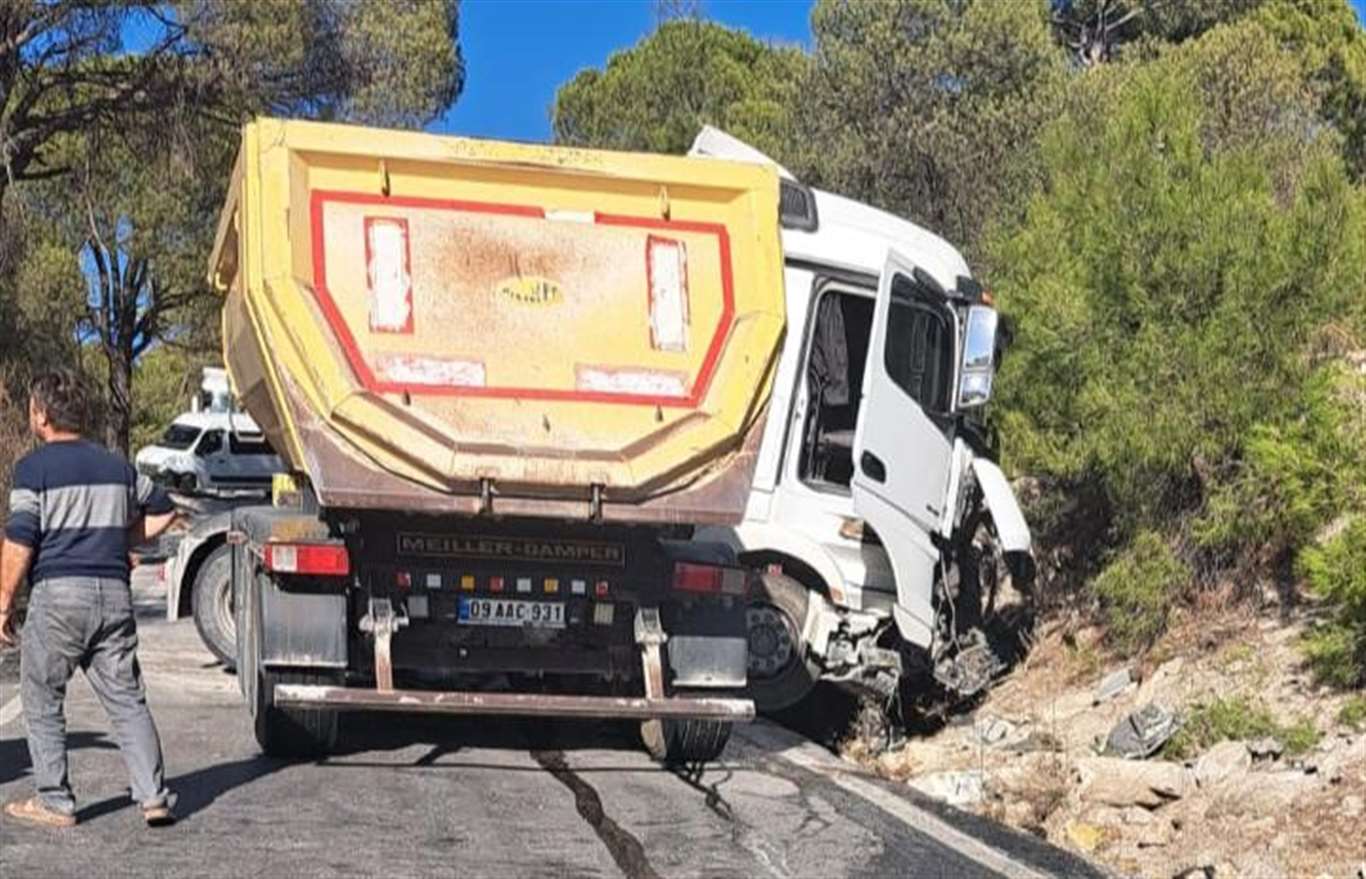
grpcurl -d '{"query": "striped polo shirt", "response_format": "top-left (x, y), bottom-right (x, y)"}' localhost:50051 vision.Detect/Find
top-left (5, 439), bottom-right (175, 583)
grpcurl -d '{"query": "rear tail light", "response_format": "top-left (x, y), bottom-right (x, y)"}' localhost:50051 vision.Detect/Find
top-left (672, 562), bottom-right (746, 596)
top-left (263, 543), bottom-right (350, 577)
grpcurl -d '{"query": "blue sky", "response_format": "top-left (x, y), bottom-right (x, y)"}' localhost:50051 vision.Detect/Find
top-left (435, 0), bottom-right (812, 142)
top-left (441, 0), bottom-right (1366, 143)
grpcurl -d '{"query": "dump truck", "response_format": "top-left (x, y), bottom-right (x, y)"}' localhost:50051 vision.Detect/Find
top-left (209, 118), bottom-right (786, 763)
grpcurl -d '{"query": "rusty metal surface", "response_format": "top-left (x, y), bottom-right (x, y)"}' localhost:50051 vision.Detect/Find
top-left (272, 684), bottom-right (756, 722)
top-left (274, 356), bottom-right (770, 523)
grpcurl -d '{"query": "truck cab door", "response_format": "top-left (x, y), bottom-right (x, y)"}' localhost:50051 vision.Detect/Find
top-left (851, 250), bottom-right (958, 648)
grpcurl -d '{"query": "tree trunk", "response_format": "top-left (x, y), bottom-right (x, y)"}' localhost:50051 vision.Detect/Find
top-left (104, 343), bottom-right (133, 455)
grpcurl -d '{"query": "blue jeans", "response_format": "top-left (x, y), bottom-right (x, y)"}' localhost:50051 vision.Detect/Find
top-left (20, 577), bottom-right (169, 814)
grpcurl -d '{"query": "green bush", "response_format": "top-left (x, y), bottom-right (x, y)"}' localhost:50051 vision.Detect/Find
top-left (989, 17), bottom-right (1366, 646)
top-left (1164, 696), bottom-right (1320, 760)
top-left (1298, 517), bottom-right (1366, 686)
top-left (1197, 365), bottom-right (1366, 555)
top-left (1092, 531), bottom-right (1189, 651)
top-left (1339, 696), bottom-right (1366, 732)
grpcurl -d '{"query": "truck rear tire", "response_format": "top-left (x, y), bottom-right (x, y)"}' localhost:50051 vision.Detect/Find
top-left (743, 573), bottom-right (819, 713)
top-left (253, 669), bottom-right (340, 759)
top-left (642, 714), bottom-right (733, 766)
top-left (192, 545), bottom-right (237, 670)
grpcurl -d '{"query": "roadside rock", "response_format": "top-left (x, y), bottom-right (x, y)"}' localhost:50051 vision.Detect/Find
top-left (1006, 730), bottom-right (1064, 754)
top-left (908, 770), bottom-right (986, 808)
top-left (1135, 657), bottom-right (1184, 705)
top-left (1064, 820), bottom-right (1105, 853)
top-left (1248, 737), bottom-right (1284, 761)
top-left (1208, 771), bottom-right (1317, 817)
top-left (1134, 816), bottom-right (1175, 848)
top-left (1077, 757), bottom-right (1191, 808)
top-left (1195, 741), bottom-right (1252, 788)
top-left (973, 716), bottom-right (1018, 746)
top-left (1094, 667), bottom-right (1134, 705)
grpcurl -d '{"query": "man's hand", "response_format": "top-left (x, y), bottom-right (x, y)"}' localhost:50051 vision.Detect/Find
top-left (0, 608), bottom-right (16, 648)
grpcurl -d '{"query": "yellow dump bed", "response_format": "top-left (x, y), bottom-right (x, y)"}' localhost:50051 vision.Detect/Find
top-left (210, 118), bottom-right (785, 524)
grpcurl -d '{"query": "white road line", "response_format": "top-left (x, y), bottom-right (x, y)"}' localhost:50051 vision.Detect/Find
top-left (738, 723), bottom-right (1051, 879)
top-left (0, 695), bottom-right (21, 728)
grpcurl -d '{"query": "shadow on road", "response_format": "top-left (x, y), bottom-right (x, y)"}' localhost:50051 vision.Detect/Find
top-left (77, 753), bottom-right (291, 824)
top-left (0, 731), bottom-right (118, 788)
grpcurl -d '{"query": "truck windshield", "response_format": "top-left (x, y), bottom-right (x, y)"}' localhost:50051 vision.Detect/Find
top-left (160, 424), bottom-right (201, 450)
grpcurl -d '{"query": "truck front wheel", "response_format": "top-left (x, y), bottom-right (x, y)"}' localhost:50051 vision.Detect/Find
top-left (253, 669), bottom-right (340, 759)
top-left (743, 573), bottom-right (819, 713)
top-left (192, 545), bottom-right (237, 669)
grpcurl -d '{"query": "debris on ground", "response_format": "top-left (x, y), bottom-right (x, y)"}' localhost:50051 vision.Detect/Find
top-left (1093, 667), bottom-right (1134, 705)
top-left (1105, 703), bottom-right (1180, 759)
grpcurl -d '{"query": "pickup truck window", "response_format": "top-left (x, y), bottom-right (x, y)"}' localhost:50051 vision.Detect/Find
top-left (196, 430), bottom-right (225, 457)
top-left (229, 433), bottom-right (276, 456)
top-left (161, 424), bottom-right (201, 450)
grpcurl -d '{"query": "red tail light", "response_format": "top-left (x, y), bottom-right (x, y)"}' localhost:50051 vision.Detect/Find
top-left (263, 543), bottom-right (350, 577)
top-left (672, 562), bottom-right (746, 596)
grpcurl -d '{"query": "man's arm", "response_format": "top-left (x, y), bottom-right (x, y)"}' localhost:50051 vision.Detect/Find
top-left (3, 468), bottom-right (40, 643)
top-left (1, 538), bottom-right (33, 612)
top-left (0, 539), bottom-right (33, 645)
top-left (130, 473), bottom-right (177, 554)
top-left (129, 511), bottom-right (178, 548)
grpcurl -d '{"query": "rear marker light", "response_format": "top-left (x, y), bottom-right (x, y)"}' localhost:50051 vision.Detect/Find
top-left (595, 580), bottom-right (610, 598)
top-left (490, 576), bottom-right (504, 593)
top-left (571, 579), bottom-right (587, 596)
top-left (425, 573), bottom-right (442, 590)
top-left (673, 562), bottom-right (746, 596)
top-left (366, 217), bottom-right (413, 333)
top-left (646, 235), bottom-right (690, 352)
top-left (460, 575), bottom-right (476, 592)
top-left (262, 543), bottom-right (350, 577)
top-left (545, 578), bottom-right (559, 594)
top-left (516, 577), bottom-right (532, 594)
top-left (593, 603), bottom-right (615, 626)
top-left (395, 571), bottom-right (412, 591)
top-left (407, 595), bottom-right (430, 619)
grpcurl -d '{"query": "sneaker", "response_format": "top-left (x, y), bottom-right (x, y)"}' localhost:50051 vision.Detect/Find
top-left (4, 796), bottom-right (76, 828)
top-left (142, 804), bottom-right (175, 827)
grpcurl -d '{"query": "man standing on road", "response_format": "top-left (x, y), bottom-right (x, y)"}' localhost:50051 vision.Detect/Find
top-left (0, 369), bottom-right (177, 828)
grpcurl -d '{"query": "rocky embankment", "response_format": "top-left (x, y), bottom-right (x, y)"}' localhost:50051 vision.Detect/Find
top-left (850, 610), bottom-right (1366, 878)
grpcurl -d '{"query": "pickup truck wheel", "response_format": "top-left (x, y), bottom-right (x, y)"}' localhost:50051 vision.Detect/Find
top-left (253, 669), bottom-right (340, 759)
top-left (192, 545), bottom-right (237, 669)
top-left (743, 573), bottom-right (819, 713)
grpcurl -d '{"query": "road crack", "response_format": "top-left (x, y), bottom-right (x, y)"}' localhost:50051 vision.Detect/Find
top-left (531, 749), bottom-right (662, 879)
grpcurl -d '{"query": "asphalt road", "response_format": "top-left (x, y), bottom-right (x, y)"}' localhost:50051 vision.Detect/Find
top-left (0, 569), bottom-right (1104, 879)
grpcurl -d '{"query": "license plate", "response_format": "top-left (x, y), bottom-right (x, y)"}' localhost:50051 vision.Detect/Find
top-left (458, 597), bottom-right (565, 628)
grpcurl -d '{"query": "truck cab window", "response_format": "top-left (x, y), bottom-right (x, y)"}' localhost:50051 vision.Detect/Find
top-left (884, 276), bottom-right (954, 415)
top-left (800, 286), bottom-right (873, 489)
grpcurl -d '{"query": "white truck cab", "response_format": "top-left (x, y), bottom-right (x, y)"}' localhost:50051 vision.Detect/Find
top-left (690, 128), bottom-right (1034, 712)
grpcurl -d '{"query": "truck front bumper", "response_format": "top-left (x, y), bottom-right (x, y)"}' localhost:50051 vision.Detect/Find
top-left (273, 684), bottom-right (755, 722)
